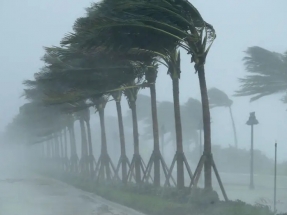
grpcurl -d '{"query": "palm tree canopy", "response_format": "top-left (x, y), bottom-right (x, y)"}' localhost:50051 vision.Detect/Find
top-left (24, 46), bottom-right (147, 105)
top-left (235, 46), bottom-right (287, 102)
top-left (208, 87), bottom-right (233, 108)
top-left (63, 0), bottom-right (201, 43)
top-left (61, 0), bottom-right (215, 67)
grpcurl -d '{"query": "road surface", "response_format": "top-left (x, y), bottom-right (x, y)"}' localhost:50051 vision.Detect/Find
top-left (0, 168), bottom-right (145, 215)
top-left (0, 147), bottom-right (144, 215)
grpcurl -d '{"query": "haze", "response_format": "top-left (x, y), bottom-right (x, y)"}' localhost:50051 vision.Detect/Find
top-left (1, 0), bottom-right (287, 159)
top-left (1, 0), bottom-right (287, 214)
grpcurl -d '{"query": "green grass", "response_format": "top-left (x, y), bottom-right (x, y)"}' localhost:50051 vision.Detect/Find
top-left (37, 168), bottom-right (276, 215)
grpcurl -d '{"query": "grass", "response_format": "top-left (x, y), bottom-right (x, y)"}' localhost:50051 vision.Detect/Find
top-left (36, 167), bottom-right (277, 215)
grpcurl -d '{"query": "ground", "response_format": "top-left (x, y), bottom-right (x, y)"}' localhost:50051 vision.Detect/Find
top-left (0, 164), bottom-right (144, 215)
top-left (0, 146), bottom-right (286, 214)
top-left (210, 172), bottom-right (287, 213)
top-left (1, 169), bottom-right (287, 215)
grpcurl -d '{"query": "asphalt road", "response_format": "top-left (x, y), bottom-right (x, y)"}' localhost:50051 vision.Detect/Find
top-left (0, 158), bottom-right (144, 215)
top-left (0, 169), bottom-right (146, 215)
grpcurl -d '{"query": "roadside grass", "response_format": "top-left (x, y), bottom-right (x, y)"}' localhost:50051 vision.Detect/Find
top-left (36, 167), bottom-right (276, 215)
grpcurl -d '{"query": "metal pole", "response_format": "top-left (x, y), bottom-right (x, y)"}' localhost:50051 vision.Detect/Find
top-left (199, 129), bottom-right (203, 156)
top-left (250, 125), bottom-right (254, 189)
top-left (274, 142), bottom-right (277, 214)
top-left (161, 132), bottom-right (164, 157)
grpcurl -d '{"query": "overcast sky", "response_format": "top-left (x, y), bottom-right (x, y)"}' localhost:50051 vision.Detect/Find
top-left (1, 0), bottom-right (287, 161)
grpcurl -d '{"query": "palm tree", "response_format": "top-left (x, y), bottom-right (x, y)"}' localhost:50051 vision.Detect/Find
top-left (83, 108), bottom-right (96, 176)
top-left (67, 114), bottom-right (79, 172)
top-left (208, 87), bottom-right (238, 148)
top-left (93, 96), bottom-right (118, 181)
top-left (167, 49), bottom-right (187, 188)
top-left (144, 63), bottom-right (161, 186)
top-left (111, 90), bottom-right (129, 184)
top-left (124, 80), bottom-right (144, 184)
top-left (235, 46), bottom-right (287, 102)
top-left (61, 0), bottom-right (216, 189)
top-left (75, 108), bottom-right (89, 174)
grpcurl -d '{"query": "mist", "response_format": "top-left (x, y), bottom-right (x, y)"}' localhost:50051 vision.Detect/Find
top-left (1, 0), bottom-right (287, 214)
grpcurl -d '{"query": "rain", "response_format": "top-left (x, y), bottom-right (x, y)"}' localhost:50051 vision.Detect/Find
top-left (0, 0), bottom-right (287, 214)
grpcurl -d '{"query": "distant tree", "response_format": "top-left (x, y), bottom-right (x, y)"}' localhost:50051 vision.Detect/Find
top-left (208, 88), bottom-right (238, 148)
top-left (181, 98), bottom-right (203, 156)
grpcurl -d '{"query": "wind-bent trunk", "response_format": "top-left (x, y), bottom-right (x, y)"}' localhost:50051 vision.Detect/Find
top-left (198, 66), bottom-right (212, 190)
top-left (98, 107), bottom-right (110, 179)
top-left (80, 118), bottom-right (89, 172)
top-left (149, 83), bottom-right (160, 186)
top-left (228, 106), bottom-right (238, 148)
top-left (85, 119), bottom-right (94, 174)
top-left (115, 100), bottom-right (127, 183)
top-left (146, 68), bottom-right (161, 186)
top-left (172, 78), bottom-right (184, 189)
top-left (64, 128), bottom-right (67, 159)
top-left (47, 140), bottom-right (51, 158)
top-left (51, 137), bottom-right (55, 158)
top-left (68, 128), bottom-right (75, 157)
top-left (54, 133), bottom-right (60, 158)
top-left (63, 128), bottom-right (68, 171)
top-left (60, 131), bottom-right (64, 159)
top-left (130, 100), bottom-right (141, 183)
top-left (54, 133), bottom-right (60, 168)
top-left (199, 129), bottom-right (203, 157)
top-left (68, 122), bottom-right (78, 172)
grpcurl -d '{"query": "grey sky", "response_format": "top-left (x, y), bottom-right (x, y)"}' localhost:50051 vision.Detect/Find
top-left (1, 1), bottom-right (287, 161)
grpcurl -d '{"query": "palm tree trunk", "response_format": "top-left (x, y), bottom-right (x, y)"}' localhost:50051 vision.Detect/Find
top-left (172, 78), bottom-right (184, 189)
top-left (64, 128), bottom-right (67, 158)
top-left (86, 119), bottom-right (94, 174)
top-left (98, 107), bottom-right (110, 179)
top-left (51, 139), bottom-right (55, 158)
top-left (80, 118), bottom-right (89, 171)
top-left (150, 83), bottom-right (160, 186)
top-left (60, 131), bottom-right (64, 159)
top-left (198, 66), bottom-right (212, 190)
top-left (54, 133), bottom-right (60, 168)
top-left (115, 101), bottom-right (128, 183)
top-left (54, 133), bottom-right (60, 158)
top-left (130, 100), bottom-right (141, 183)
top-left (47, 140), bottom-right (51, 158)
top-left (68, 122), bottom-right (78, 171)
top-left (228, 106), bottom-right (238, 148)
top-left (68, 128), bottom-right (75, 157)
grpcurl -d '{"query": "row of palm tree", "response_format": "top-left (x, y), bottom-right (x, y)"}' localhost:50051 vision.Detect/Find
top-left (4, 0), bottom-right (219, 190)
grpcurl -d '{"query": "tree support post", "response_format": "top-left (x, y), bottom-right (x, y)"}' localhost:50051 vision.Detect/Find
top-left (189, 153), bottom-right (228, 201)
top-left (164, 151), bottom-right (193, 188)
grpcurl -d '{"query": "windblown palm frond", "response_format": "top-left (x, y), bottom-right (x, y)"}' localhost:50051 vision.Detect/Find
top-left (60, 0), bottom-right (213, 60)
top-left (235, 46), bottom-right (287, 102)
